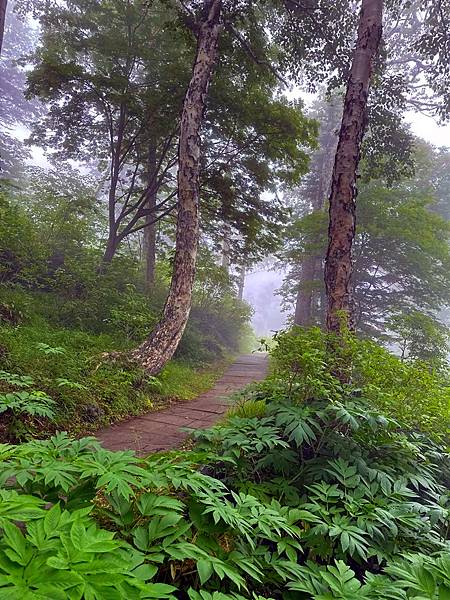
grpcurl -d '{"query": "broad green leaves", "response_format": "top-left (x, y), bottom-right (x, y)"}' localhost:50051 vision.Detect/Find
top-left (0, 390), bottom-right (55, 418)
top-left (0, 329), bottom-right (449, 598)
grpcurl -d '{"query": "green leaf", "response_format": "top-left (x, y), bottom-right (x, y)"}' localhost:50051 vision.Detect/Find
top-left (44, 503), bottom-right (62, 535)
top-left (197, 559), bottom-right (214, 585)
top-left (70, 520), bottom-right (86, 551)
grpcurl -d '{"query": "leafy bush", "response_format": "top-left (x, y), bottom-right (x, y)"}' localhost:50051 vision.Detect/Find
top-left (388, 310), bottom-right (450, 367)
top-left (0, 434), bottom-right (292, 598)
top-left (0, 321), bottom-right (224, 438)
top-left (0, 369), bottom-right (56, 440)
top-left (270, 327), bottom-right (450, 440)
top-left (0, 390), bottom-right (55, 420)
top-left (0, 186), bottom-right (252, 362)
top-left (0, 328), bottom-right (448, 598)
top-left (0, 390), bottom-right (448, 598)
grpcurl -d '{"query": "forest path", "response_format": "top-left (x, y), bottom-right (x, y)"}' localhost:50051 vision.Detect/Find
top-left (96, 353), bottom-right (268, 456)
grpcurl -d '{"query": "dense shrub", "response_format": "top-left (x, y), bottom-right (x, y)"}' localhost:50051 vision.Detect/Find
top-left (0, 189), bottom-right (252, 356)
top-left (0, 329), bottom-right (448, 598)
top-left (0, 321), bottom-right (223, 440)
top-left (0, 188), bottom-right (253, 436)
top-left (270, 327), bottom-right (450, 440)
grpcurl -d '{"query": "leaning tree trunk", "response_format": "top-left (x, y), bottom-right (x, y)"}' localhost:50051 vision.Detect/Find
top-left (130, 0), bottom-right (222, 374)
top-left (0, 0), bottom-right (7, 56)
top-left (324, 0), bottom-right (383, 333)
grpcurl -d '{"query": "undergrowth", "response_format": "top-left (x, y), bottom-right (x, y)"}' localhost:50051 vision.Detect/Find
top-left (0, 327), bottom-right (448, 598)
top-left (0, 316), bottom-right (226, 441)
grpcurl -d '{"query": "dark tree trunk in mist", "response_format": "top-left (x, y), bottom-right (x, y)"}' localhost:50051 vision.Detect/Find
top-left (144, 142), bottom-right (157, 290)
top-left (102, 234), bottom-right (118, 266)
top-left (294, 257), bottom-right (315, 326)
top-left (294, 119), bottom-right (336, 327)
top-left (100, 104), bottom-right (127, 268)
top-left (237, 265), bottom-right (245, 300)
top-left (0, 0), bottom-right (7, 56)
top-left (221, 223), bottom-right (231, 274)
top-left (130, 0), bottom-right (222, 374)
top-left (324, 0), bottom-right (383, 333)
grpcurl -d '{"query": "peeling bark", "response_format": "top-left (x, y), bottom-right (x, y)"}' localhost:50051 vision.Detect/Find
top-left (130, 0), bottom-right (222, 374)
top-left (324, 0), bottom-right (383, 333)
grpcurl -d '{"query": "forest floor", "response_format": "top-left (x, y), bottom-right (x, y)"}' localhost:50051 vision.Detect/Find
top-left (96, 353), bottom-right (268, 455)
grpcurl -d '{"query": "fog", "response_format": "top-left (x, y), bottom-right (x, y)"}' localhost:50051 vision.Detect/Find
top-left (243, 107), bottom-right (450, 337)
top-left (3, 1), bottom-right (450, 342)
top-left (243, 267), bottom-right (287, 336)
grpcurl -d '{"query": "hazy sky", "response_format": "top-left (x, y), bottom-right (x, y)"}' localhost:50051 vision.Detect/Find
top-left (405, 111), bottom-right (450, 147)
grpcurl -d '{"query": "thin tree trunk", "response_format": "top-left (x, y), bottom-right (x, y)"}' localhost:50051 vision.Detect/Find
top-left (237, 265), bottom-right (245, 300)
top-left (324, 0), bottom-right (383, 333)
top-left (221, 223), bottom-right (231, 274)
top-left (130, 0), bottom-right (222, 374)
top-left (0, 0), bottom-right (7, 56)
top-left (144, 141), bottom-right (157, 291)
top-left (100, 104), bottom-right (127, 268)
top-left (294, 257), bottom-right (315, 326)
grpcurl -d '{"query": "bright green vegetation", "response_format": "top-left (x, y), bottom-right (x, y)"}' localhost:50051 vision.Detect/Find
top-left (0, 188), bottom-right (252, 440)
top-left (269, 327), bottom-right (450, 440)
top-left (0, 329), bottom-right (448, 598)
top-left (0, 294), bottom-right (233, 440)
top-left (1, 2), bottom-right (450, 598)
top-left (0, 337), bottom-right (223, 441)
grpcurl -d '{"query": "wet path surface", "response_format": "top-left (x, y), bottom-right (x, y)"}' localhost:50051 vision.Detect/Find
top-left (96, 353), bottom-right (268, 456)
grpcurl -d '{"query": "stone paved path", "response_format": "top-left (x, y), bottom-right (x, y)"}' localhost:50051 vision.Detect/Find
top-left (96, 353), bottom-right (268, 456)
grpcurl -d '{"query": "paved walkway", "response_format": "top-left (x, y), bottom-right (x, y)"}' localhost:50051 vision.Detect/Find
top-left (96, 353), bottom-right (268, 456)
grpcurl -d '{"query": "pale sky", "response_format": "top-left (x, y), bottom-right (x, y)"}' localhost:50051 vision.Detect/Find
top-left (405, 111), bottom-right (450, 147)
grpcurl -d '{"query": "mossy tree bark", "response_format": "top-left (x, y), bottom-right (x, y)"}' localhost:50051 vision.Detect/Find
top-left (131, 0), bottom-right (222, 374)
top-left (324, 0), bottom-right (383, 333)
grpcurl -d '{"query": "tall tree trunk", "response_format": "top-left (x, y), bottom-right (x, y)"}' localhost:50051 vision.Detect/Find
top-left (324, 0), bottom-right (383, 333)
top-left (0, 0), bottom-right (7, 56)
top-left (221, 223), bottom-right (231, 274)
top-left (237, 264), bottom-right (245, 300)
top-left (294, 257), bottom-right (315, 326)
top-left (99, 104), bottom-right (127, 268)
top-left (102, 234), bottom-right (118, 265)
top-left (130, 0), bottom-right (222, 374)
top-left (144, 141), bottom-right (157, 291)
top-left (295, 119), bottom-right (337, 326)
